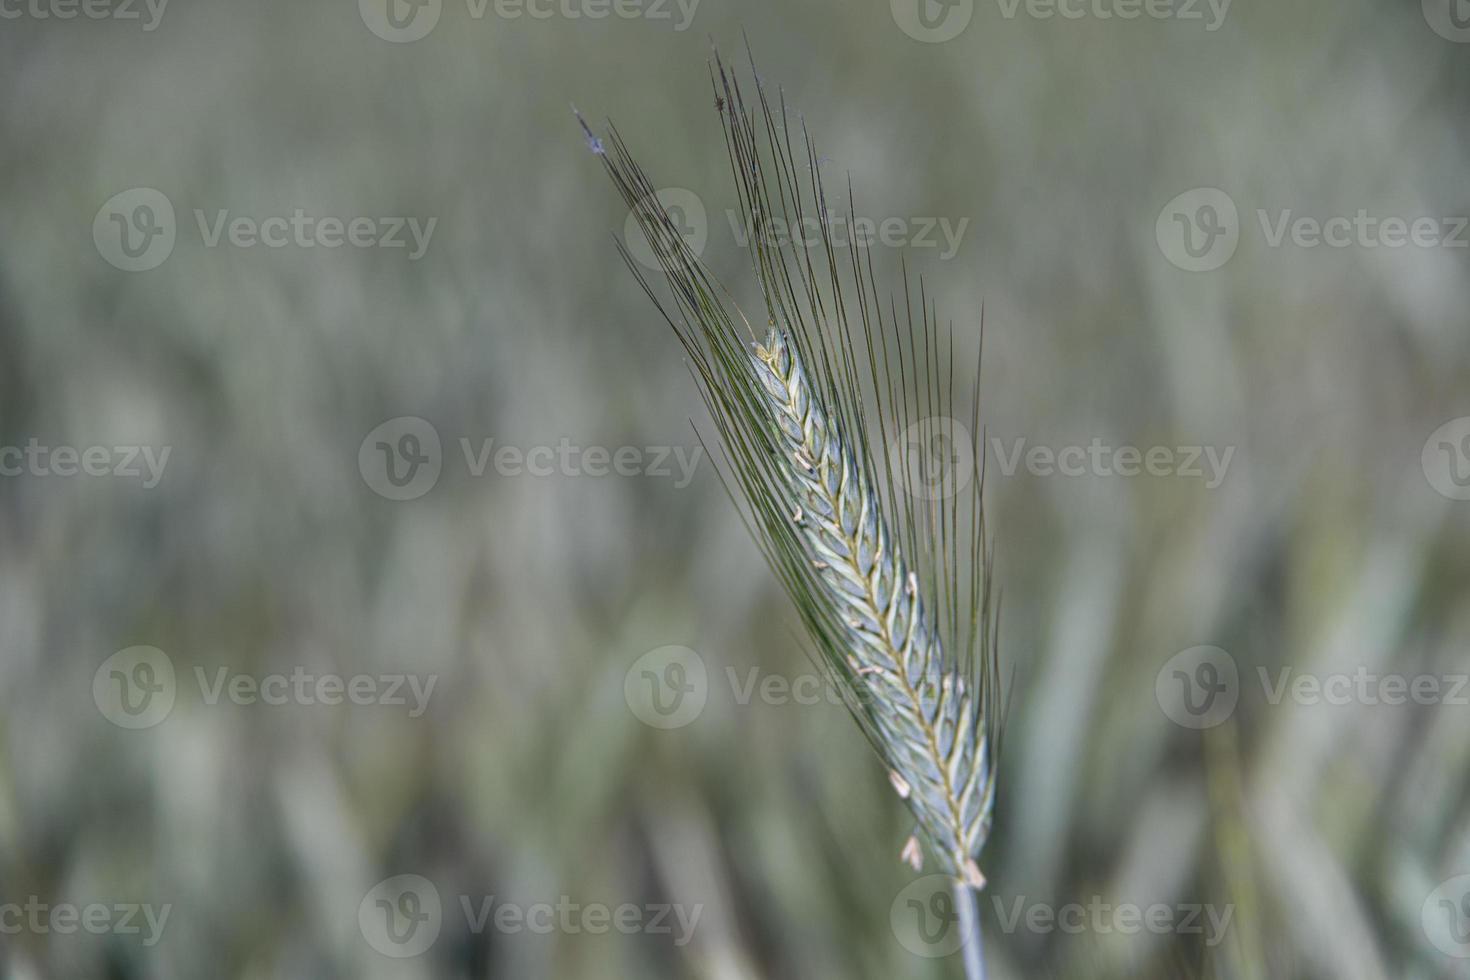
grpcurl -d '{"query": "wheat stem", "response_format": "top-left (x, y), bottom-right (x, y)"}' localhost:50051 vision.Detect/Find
top-left (954, 880), bottom-right (987, 980)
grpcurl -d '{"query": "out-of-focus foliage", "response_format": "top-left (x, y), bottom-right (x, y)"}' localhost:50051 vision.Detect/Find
top-left (0, 0), bottom-right (1467, 977)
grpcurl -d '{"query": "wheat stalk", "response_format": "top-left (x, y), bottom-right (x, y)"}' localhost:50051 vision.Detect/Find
top-left (583, 47), bottom-right (1005, 978)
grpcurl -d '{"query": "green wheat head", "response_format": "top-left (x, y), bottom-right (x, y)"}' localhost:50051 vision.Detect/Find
top-left (583, 48), bottom-right (1004, 887)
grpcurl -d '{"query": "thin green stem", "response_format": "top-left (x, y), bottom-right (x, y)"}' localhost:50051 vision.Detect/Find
top-left (953, 880), bottom-right (986, 980)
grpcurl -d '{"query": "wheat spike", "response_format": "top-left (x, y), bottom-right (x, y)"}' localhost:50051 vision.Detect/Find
top-left (583, 47), bottom-right (1005, 892)
top-left (752, 326), bottom-right (994, 875)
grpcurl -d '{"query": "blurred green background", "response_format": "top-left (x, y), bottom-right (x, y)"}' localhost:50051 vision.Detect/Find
top-left (2, 0), bottom-right (1469, 976)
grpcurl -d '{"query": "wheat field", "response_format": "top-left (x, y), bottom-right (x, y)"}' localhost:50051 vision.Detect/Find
top-left (1, 1), bottom-right (1469, 978)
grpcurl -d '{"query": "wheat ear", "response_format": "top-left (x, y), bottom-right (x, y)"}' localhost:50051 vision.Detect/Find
top-left (751, 326), bottom-right (994, 884)
top-left (583, 47), bottom-right (1005, 977)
